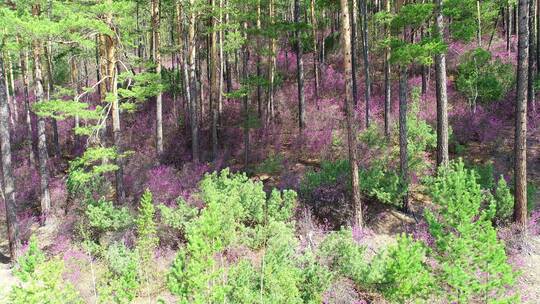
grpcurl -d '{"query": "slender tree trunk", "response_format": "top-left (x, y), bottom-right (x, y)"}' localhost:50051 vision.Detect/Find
top-left (103, 3), bottom-right (125, 204)
top-left (32, 4), bottom-right (51, 223)
top-left (477, 0), bottom-right (482, 47)
top-left (70, 58), bottom-right (81, 151)
top-left (19, 45), bottom-right (36, 165)
top-left (211, 0), bottom-right (220, 159)
top-left (295, 0), bottom-right (306, 132)
top-left (537, 0), bottom-right (540, 76)
top-left (256, 2), bottom-right (263, 119)
top-left (310, 0), bottom-right (319, 99)
top-left (43, 45), bottom-right (61, 158)
top-left (242, 23), bottom-right (250, 169)
top-left (508, 4), bottom-right (513, 53)
top-left (529, 0), bottom-right (537, 112)
top-left (435, 0), bottom-right (449, 167)
top-left (267, 0), bottom-right (276, 123)
top-left (0, 57), bottom-right (20, 261)
top-left (351, 0), bottom-right (359, 106)
top-left (339, 0), bottom-right (363, 228)
top-left (7, 54), bottom-right (17, 122)
top-left (360, 0), bottom-right (371, 128)
top-left (399, 65), bottom-right (409, 213)
top-left (514, 0), bottom-right (529, 227)
top-left (384, 0), bottom-right (391, 137)
top-left (188, 0), bottom-right (199, 162)
top-left (2, 55), bottom-right (13, 127)
top-left (152, 0), bottom-right (164, 157)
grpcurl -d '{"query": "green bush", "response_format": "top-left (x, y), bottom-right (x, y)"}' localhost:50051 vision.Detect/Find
top-left (456, 48), bottom-right (514, 106)
top-left (85, 199), bottom-right (132, 233)
top-left (158, 198), bottom-right (198, 232)
top-left (493, 177), bottom-right (514, 225)
top-left (9, 237), bottom-right (82, 304)
top-left (98, 243), bottom-right (140, 304)
top-left (318, 229), bottom-right (367, 282)
top-left (367, 235), bottom-right (435, 303)
top-left (136, 190), bottom-right (158, 263)
top-left (425, 160), bottom-right (518, 303)
top-left (167, 169), bottom-right (302, 303)
top-left (165, 169), bottom-right (327, 303)
top-left (255, 153), bottom-right (284, 175)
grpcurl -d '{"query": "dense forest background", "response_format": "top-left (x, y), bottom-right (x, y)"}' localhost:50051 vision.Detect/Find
top-left (0, 0), bottom-right (539, 302)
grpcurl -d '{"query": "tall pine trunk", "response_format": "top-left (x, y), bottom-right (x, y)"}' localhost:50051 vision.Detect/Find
top-left (152, 0), bottom-right (164, 157)
top-left (295, 0), bottom-right (306, 132)
top-left (529, 0), bottom-right (536, 112)
top-left (384, 0), bottom-right (391, 137)
top-left (0, 57), bottom-right (20, 261)
top-left (399, 65), bottom-right (409, 213)
top-left (339, 0), bottom-right (363, 228)
top-left (514, 0), bottom-right (529, 227)
top-left (360, 0), bottom-right (371, 128)
top-left (104, 4), bottom-right (125, 204)
top-left (188, 0), bottom-right (199, 162)
top-left (32, 4), bottom-right (51, 223)
top-left (19, 45), bottom-right (36, 165)
top-left (435, 0), bottom-right (449, 167)
top-left (211, 0), bottom-right (220, 159)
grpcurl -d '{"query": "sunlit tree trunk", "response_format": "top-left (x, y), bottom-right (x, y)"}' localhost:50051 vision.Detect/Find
top-left (514, 0), bottom-right (529, 228)
top-left (295, 0), bottom-right (306, 132)
top-left (0, 57), bottom-right (20, 261)
top-left (399, 65), bottom-right (409, 213)
top-left (104, 3), bottom-right (125, 204)
top-left (1, 54), bottom-right (13, 127)
top-left (476, 0), bottom-right (482, 47)
top-left (529, 0), bottom-right (536, 112)
top-left (7, 54), bottom-right (17, 123)
top-left (32, 4), bottom-right (51, 223)
top-left (384, 0), bottom-right (391, 137)
top-left (435, 0), bottom-right (449, 167)
top-left (267, 0), bottom-right (276, 123)
top-left (351, 0), bottom-right (359, 106)
top-left (310, 0), bottom-right (319, 99)
top-left (19, 44), bottom-right (36, 165)
top-left (152, 0), bottom-right (164, 157)
top-left (43, 44), bottom-right (61, 158)
top-left (242, 23), bottom-right (250, 169)
top-left (339, 0), bottom-right (363, 228)
top-left (360, 0), bottom-right (371, 128)
top-left (211, 0), bottom-right (220, 159)
top-left (188, 0), bottom-right (199, 162)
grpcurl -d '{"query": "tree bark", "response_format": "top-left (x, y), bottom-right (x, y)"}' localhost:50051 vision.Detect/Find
top-left (0, 57), bottom-right (20, 261)
top-left (435, 0), bottom-right (449, 167)
top-left (19, 45), bottom-right (36, 166)
top-left (42, 44), bottom-right (61, 158)
top-left (152, 0), bottom-right (164, 157)
top-left (339, 0), bottom-right (363, 228)
top-left (267, 0), bottom-right (276, 123)
top-left (242, 23), bottom-right (250, 169)
top-left (211, 0), bottom-right (220, 159)
top-left (529, 0), bottom-right (537, 112)
top-left (360, 0), bottom-right (371, 128)
top-left (384, 0), bottom-right (391, 137)
top-left (351, 0), bottom-right (359, 106)
top-left (32, 4), bottom-right (51, 223)
top-left (310, 0), bottom-right (319, 99)
top-left (104, 4), bottom-right (125, 204)
top-left (188, 0), bottom-right (199, 162)
top-left (399, 65), bottom-right (409, 213)
top-left (295, 0), bottom-right (306, 132)
top-left (514, 0), bottom-right (529, 227)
